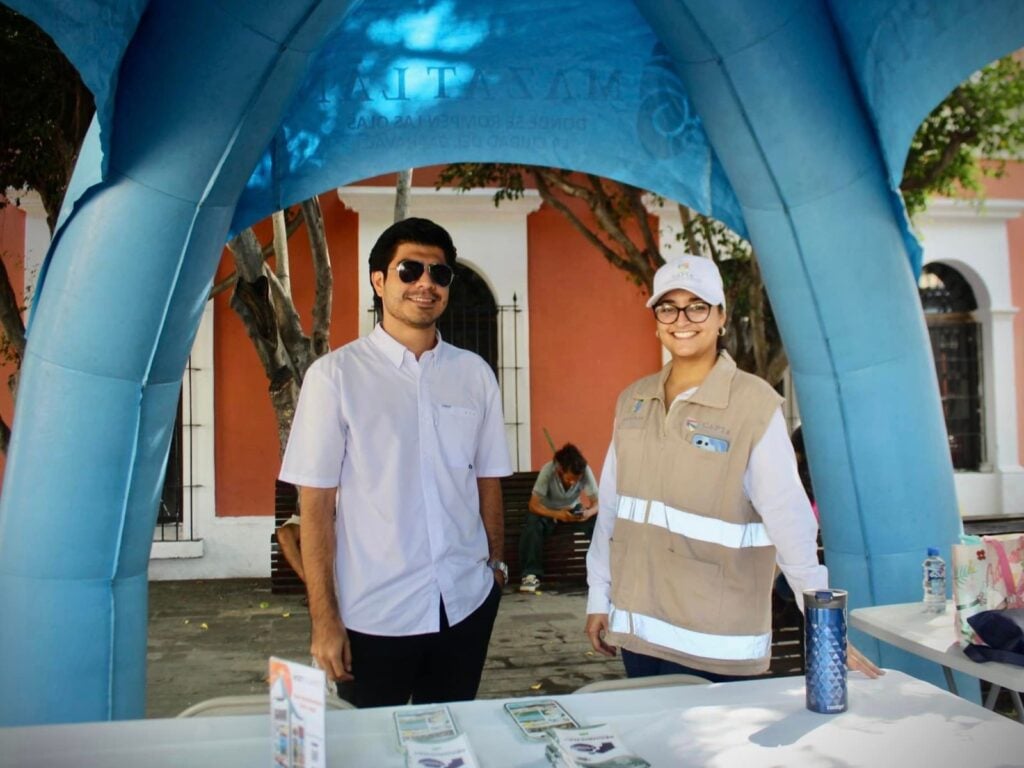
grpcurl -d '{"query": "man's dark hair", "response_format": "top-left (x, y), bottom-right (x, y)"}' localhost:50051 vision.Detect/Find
top-left (553, 443), bottom-right (587, 476)
top-left (368, 217), bottom-right (458, 312)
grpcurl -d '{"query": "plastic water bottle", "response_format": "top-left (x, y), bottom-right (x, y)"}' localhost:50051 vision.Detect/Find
top-left (922, 547), bottom-right (947, 614)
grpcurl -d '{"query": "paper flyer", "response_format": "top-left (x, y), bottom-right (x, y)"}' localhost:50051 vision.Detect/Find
top-left (404, 733), bottom-right (482, 768)
top-left (394, 705), bottom-right (459, 747)
top-left (504, 699), bottom-right (580, 738)
top-left (546, 725), bottom-right (651, 767)
top-left (269, 656), bottom-right (327, 768)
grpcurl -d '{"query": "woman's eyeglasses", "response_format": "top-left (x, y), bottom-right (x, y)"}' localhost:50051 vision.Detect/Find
top-left (653, 301), bottom-right (712, 324)
top-left (390, 259), bottom-right (455, 288)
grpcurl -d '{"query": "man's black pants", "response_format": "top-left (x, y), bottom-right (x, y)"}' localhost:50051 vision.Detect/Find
top-left (339, 581), bottom-right (502, 708)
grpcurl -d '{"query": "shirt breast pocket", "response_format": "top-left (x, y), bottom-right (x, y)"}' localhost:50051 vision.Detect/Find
top-left (436, 405), bottom-right (480, 469)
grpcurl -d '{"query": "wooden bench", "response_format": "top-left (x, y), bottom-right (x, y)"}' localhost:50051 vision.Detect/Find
top-left (271, 481), bottom-right (304, 595)
top-left (502, 471), bottom-right (593, 585)
top-left (271, 474), bottom-right (592, 592)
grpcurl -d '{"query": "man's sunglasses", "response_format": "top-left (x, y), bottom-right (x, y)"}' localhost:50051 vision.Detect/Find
top-left (390, 259), bottom-right (455, 288)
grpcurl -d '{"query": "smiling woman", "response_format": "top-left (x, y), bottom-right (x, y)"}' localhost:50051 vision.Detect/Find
top-left (585, 255), bottom-right (881, 683)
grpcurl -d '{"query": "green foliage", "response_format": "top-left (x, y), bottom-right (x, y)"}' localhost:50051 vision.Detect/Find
top-left (0, 6), bottom-right (94, 230)
top-left (901, 55), bottom-right (1024, 216)
top-left (436, 163), bottom-right (529, 205)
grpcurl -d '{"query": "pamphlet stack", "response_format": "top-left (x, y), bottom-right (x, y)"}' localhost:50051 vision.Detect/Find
top-left (544, 725), bottom-right (651, 767)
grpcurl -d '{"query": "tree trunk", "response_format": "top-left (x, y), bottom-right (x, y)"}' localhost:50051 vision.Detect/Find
top-left (0, 257), bottom-right (26, 363)
top-left (301, 197), bottom-right (332, 358)
top-left (226, 196), bottom-right (333, 455)
top-left (394, 169), bottom-right (413, 222)
top-left (272, 210), bottom-right (291, 295)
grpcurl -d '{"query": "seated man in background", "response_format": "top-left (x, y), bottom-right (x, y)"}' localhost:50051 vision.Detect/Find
top-left (518, 443), bottom-right (598, 593)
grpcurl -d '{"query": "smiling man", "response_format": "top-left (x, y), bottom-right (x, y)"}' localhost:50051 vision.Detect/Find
top-left (280, 217), bottom-right (512, 707)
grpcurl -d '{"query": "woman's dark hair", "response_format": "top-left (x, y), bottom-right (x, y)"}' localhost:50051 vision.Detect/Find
top-left (716, 304), bottom-right (728, 351)
top-left (369, 217), bottom-right (458, 312)
top-left (553, 443), bottom-right (587, 476)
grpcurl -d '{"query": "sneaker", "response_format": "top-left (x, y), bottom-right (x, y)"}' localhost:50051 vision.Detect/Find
top-left (519, 574), bottom-right (540, 593)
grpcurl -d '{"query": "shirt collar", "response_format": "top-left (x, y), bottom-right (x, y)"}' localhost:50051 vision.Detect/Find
top-left (636, 351), bottom-right (738, 409)
top-left (369, 324), bottom-right (445, 368)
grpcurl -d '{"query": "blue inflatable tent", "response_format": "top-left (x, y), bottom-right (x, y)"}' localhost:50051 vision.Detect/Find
top-left (1, 0), bottom-right (1021, 724)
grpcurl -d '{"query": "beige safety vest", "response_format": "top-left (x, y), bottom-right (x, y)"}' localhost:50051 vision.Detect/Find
top-left (607, 352), bottom-right (784, 676)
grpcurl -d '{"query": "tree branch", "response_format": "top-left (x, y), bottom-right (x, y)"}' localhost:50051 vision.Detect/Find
top-left (264, 266), bottom-right (313, 383)
top-left (628, 187), bottom-right (659, 260)
top-left (677, 204), bottom-right (702, 255)
top-left (227, 229), bottom-right (266, 283)
top-left (272, 210), bottom-right (291, 297)
top-left (583, 175), bottom-right (647, 266)
top-left (395, 169), bottom-right (413, 221)
top-left (0, 257), bottom-right (26, 362)
top-left (531, 171), bottom-right (645, 284)
top-left (900, 130), bottom-right (976, 194)
top-left (301, 197), bottom-right (333, 358)
top-left (210, 212), bottom-right (304, 299)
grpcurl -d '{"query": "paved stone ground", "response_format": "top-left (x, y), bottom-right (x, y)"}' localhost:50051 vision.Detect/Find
top-left (147, 579), bottom-right (1020, 721)
top-left (147, 579), bottom-right (624, 718)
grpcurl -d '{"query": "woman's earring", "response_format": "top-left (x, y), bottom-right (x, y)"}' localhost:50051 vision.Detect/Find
top-left (718, 327), bottom-right (727, 337)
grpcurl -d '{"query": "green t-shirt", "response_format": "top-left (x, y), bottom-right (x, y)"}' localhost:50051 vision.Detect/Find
top-left (532, 460), bottom-right (598, 510)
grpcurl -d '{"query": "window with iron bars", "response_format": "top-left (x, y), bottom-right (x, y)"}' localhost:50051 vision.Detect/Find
top-left (919, 263), bottom-right (985, 471)
top-left (154, 360), bottom-right (199, 542)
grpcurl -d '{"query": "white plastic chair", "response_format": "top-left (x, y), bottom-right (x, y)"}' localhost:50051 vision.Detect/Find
top-left (573, 672), bottom-right (712, 694)
top-left (177, 693), bottom-right (355, 717)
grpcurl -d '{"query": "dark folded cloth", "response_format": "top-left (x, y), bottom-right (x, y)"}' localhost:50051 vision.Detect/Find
top-left (964, 607), bottom-right (1024, 666)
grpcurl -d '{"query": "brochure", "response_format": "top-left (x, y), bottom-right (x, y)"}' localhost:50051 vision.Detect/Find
top-left (269, 656), bottom-right (326, 768)
top-left (404, 733), bottom-right (482, 768)
top-left (394, 704), bottom-right (459, 748)
top-left (545, 725), bottom-right (651, 767)
top-left (504, 698), bottom-right (581, 738)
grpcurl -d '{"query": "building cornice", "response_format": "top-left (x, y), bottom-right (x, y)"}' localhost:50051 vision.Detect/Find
top-left (918, 197), bottom-right (1024, 222)
top-left (3, 188), bottom-right (47, 219)
top-left (338, 186), bottom-right (542, 217)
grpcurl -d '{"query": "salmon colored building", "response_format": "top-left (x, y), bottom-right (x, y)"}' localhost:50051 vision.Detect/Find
top-left (2, 162), bottom-right (1023, 578)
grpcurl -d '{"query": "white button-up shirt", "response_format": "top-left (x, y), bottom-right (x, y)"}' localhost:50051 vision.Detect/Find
top-left (280, 325), bottom-right (512, 636)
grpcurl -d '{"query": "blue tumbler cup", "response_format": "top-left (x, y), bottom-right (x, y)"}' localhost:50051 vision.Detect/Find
top-left (803, 589), bottom-right (848, 714)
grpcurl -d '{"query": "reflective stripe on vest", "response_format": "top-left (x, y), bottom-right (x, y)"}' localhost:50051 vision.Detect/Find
top-left (609, 603), bottom-right (772, 661)
top-left (616, 495), bottom-right (772, 549)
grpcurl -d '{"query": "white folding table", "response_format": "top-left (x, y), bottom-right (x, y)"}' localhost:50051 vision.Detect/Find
top-left (2, 670), bottom-right (1022, 766)
top-left (850, 600), bottom-right (1024, 722)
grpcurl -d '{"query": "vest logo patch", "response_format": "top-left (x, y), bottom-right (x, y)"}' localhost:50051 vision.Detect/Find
top-left (691, 433), bottom-right (730, 453)
top-left (685, 418), bottom-right (730, 437)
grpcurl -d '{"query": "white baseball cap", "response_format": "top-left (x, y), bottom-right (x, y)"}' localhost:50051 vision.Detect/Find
top-left (646, 255), bottom-right (726, 312)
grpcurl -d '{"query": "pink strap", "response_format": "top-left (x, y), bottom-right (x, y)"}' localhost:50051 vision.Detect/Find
top-left (985, 536), bottom-right (1023, 597)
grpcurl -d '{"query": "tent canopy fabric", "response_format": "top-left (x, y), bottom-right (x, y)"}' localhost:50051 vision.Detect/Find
top-left (1, 0), bottom-right (1020, 725)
